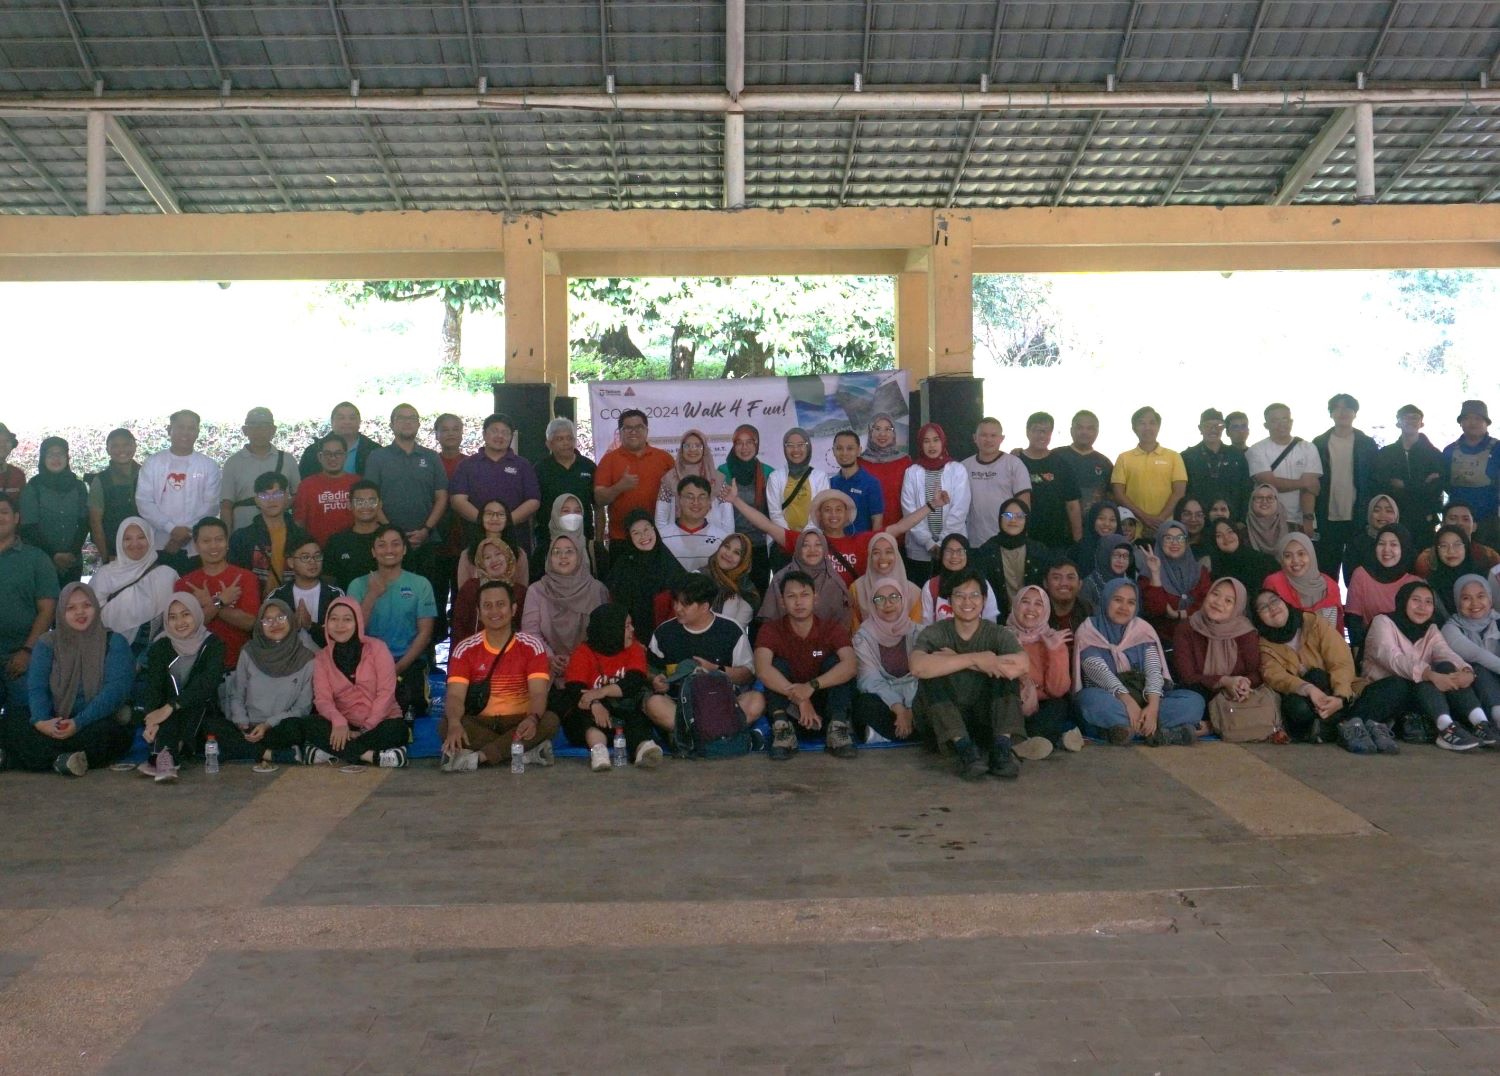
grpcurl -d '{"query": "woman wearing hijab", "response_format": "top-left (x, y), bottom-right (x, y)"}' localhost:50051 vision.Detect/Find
top-left (306, 597), bottom-right (408, 767)
top-left (1264, 533), bottom-right (1344, 634)
top-left (1359, 580), bottom-right (1494, 752)
top-left (766, 427), bottom-right (829, 538)
top-left (547, 492), bottom-right (595, 574)
top-left (851, 580), bottom-right (923, 744)
top-left (1081, 534), bottom-right (1138, 612)
top-left (522, 533), bottom-right (610, 688)
top-left (760, 528), bottom-right (852, 630)
top-left (1140, 520), bottom-right (1212, 639)
top-left (707, 532), bottom-right (760, 629)
top-left (449, 536), bottom-right (526, 644)
top-left (1200, 519), bottom-right (1276, 596)
top-left (1421, 525), bottom-right (1481, 618)
top-left (1171, 577), bottom-right (1278, 738)
top-left (91, 516), bottom-right (180, 656)
top-left (1007, 584), bottom-right (1084, 752)
top-left (656, 429), bottom-right (733, 533)
top-left (19, 436), bottom-right (89, 585)
top-left (853, 531), bottom-right (922, 629)
top-left (558, 602), bottom-right (656, 771)
top-left (1343, 494), bottom-right (1400, 587)
top-left (1344, 524), bottom-right (1420, 650)
top-left (139, 594), bottom-right (226, 782)
top-left (1175, 497), bottom-right (1211, 558)
top-left (973, 497), bottom-right (1050, 619)
top-left (922, 534), bottom-right (1000, 624)
top-left (1245, 483), bottom-right (1290, 556)
top-left (208, 596), bottom-right (317, 766)
top-left (1070, 500), bottom-right (1121, 577)
top-left (900, 423), bottom-right (971, 582)
top-left (718, 423), bottom-right (775, 591)
top-left (1441, 576), bottom-right (1500, 724)
top-left (859, 412), bottom-right (911, 545)
top-left (606, 509), bottom-right (688, 641)
top-left (7, 582), bottom-right (132, 775)
top-left (456, 499), bottom-right (528, 589)
top-left (1253, 589), bottom-right (1362, 747)
top-left (1072, 578), bottom-right (1204, 746)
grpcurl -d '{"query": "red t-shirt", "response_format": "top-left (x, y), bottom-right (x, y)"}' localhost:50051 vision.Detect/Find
top-left (447, 630), bottom-right (550, 718)
top-left (595, 445), bottom-right (676, 540)
top-left (439, 452), bottom-right (466, 556)
top-left (564, 641), bottom-right (649, 690)
top-left (293, 473), bottom-right (359, 547)
top-left (175, 565), bottom-right (261, 669)
top-left (754, 615), bottom-right (852, 684)
top-left (781, 529), bottom-right (876, 587)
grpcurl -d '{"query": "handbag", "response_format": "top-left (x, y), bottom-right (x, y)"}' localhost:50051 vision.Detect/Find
top-left (1208, 685), bottom-right (1283, 742)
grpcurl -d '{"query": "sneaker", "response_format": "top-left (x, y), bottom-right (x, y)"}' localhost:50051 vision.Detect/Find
top-left (953, 737), bottom-right (988, 781)
top-left (53, 751), bottom-right (88, 777)
top-left (442, 748), bottom-right (480, 773)
top-left (747, 727), bottom-right (766, 752)
top-left (1106, 725), bottom-right (1132, 747)
top-left (589, 744), bottom-right (611, 772)
top-left (1471, 721), bottom-right (1500, 749)
top-left (1145, 724), bottom-right (1168, 747)
top-left (152, 749), bottom-right (178, 783)
top-left (522, 741), bottom-right (555, 768)
top-left (1365, 720), bottom-right (1400, 755)
top-left (1436, 724), bottom-right (1481, 752)
top-left (1012, 736), bottom-right (1053, 761)
top-left (302, 746), bottom-right (337, 766)
top-left (1165, 725), bottom-right (1196, 747)
top-left (136, 758), bottom-right (158, 777)
top-left (377, 747), bottom-right (408, 768)
top-left (769, 719), bottom-right (798, 762)
top-left (1400, 714), bottom-right (1435, 745)
top-left (987, 739), bottom-right (1021, 779)
top-left (1060, 728), bottom-right (1085, 753)
top-left (826, 720), bottom-right (857, 760)
top-left (634, 741), bottom-right (663, 769)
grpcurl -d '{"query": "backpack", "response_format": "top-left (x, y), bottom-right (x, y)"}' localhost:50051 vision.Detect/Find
top-left (672, 667), bottom-right (752, 759)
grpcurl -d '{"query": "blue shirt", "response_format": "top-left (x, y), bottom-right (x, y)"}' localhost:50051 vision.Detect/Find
top-left (348, 570), bottom-right (437, 660)
top-left (829, 467), bottom-right (885, 534)
top-left (27, 631), bottom-right (134, 728)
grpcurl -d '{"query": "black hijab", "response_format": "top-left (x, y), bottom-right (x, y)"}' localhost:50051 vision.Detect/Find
top-left (606, 509), bottom-right (688, 637)
top-left (1250, 588), bottom-right (1303, 646)
top-left (1361, 523), bottom-right (1415, 585)
top-left (1206, 520), bottom-right (1277, 594)
top-left (1072, 500), bottom-right (1120, 570)
top-left (34, 436), bottom-right (81, 493)
top-left (1389, 580), bottom-right (1440, 643)
top-left (1427, 525), bottom-right (1479, 611)
top-left (585, 602), bottom-right (631, 656)
top-left (990, 496), bottom-right (1030, 551)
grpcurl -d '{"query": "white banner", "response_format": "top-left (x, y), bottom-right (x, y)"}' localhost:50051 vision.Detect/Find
top-left (587, 371), bottom-right (910, 471)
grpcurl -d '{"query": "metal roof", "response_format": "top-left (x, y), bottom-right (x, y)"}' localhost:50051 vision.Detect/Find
top-left (1, 1), bottom-right (1499, 215)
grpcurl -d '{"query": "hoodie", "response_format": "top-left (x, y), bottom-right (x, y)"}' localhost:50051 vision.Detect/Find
top-left (311, 597), bottom-right (402, 731)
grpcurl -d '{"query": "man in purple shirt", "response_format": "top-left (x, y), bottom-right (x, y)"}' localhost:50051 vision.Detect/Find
top-left (448, 413), bottom-right (542, 553)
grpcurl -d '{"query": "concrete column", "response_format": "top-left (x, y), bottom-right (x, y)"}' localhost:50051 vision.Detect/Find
top-left (502, 216), bottom-right (546, 384)
top-left (928, 211), bottom-right (974, 374)
top-left (543, 272), bottom-right (570, 396)
top-left (895, 270), bottom-right (931, 382)
top-left (86, 112), bottom-right (107, 214)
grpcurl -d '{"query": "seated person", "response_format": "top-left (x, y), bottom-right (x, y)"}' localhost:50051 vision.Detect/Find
top-left (1253, 589), bottom-right (1361, 747)
top-left (643, 574), bottom-right (765, 737)
top-left (1342, 493), bottom-right (1401, 585)
top-left (1343, 524), bottom-right (1419, 651)
top-left (4, 582), bottom-right (132, 776)
top-left (973, 498), bottom-right (1052, 618)
top-left (706, 532), bottom-right (760, 630)
top-left (1070, 500), bottom-right (1122, 578)
top-left (174, 516), bottom-right (261, 670)
top-left (909, 568), bottom-right (1029, 781)
top-left (323, 479), bottom-right (383, 591)
top-left (755, 570), bottom-right (859, 761)
top-left (1044, 559), bottom-right (1089, 634)
top-left (1442, 575), bottom-right (1500, 727)
top-left (139, 594), bottom-right (226, 782)
top-left (270, 538), bottom-right (344, 649)
top-left (922, 533), bottom-right (999, 624)
top-left (1413, 503), bottom-right (1500, 577)
top-left (1358, 579), bottom-right (1491, 751)
top-left (92, 515), bottom-right (179, 656)
top-left (1072, 578), bottom-right (1204, 747)
top-left (347, 526), bottom-right (436, 716)
top-left (557, 602), bottom-right (659, 771)
top-left (851, 579), bottom-right (923, 744)
top-left (1006, 584), bottom-right (1084, 752)
top-left (456, 498), bottom-right (529, 589)
top-left (207, 597), bottom-right (317, 765)
top-left (1172, 577), bottom-right (1276, 740)
top-left (852, 531), bottom-right (922, 630)
top-left (1263, 532), bottom-right (1344, 635)
top-left (450, 536), bottom-right (526, 645)
top-left (760, 529), bottom-right (853, 631)
top-left (306, 597), bottom-right (410, 768)
top-left (1140, 520), bottom-right (1212, 640)
top-left (607, 510), bottom-right (689, 641)
top-left (441, 581), bottom-right (559, 772)
top-left (1200, 519), bottom-right (1276, 597)
top-left (228, 471), bottom-right (312, 594)
top-left (656, 475), bottom-right (730, 572)
top-left (1422, 524), bottom-right (1487, 618)
top-left (521, 533), bottom-right (609, 689)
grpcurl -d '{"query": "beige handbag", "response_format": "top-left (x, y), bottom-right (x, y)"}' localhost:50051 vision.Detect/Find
top-left (1208, 685), bottom-right (1283, 742)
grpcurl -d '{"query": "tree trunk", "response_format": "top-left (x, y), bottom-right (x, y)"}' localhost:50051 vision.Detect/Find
top-left (599, 325), bottom-right (645, 362)
top-left (670, 323), bottom-right (697, 379)
top-left (724, 329), bottom-right (772, 378)
top-left (440, 303), bottom-right (463, 383)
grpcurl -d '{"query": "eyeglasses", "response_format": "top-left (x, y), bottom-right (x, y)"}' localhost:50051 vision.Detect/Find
top-left (951, 590), bottom-right (985, 604)
top-left (255, 490), bottom-right (287, 500)
top-left (784, 441), bottom-right (809, 450)
top-left (871, 594), bottom-right (904, 606)
top-left (352, 497), bottom-right (379, 507)
top-left (1001, 511), bottom-right (1027, 521)
top-left (1161, 534), bottom-right (1188, 544)
top-left (259, 613), bottom-right (289, 626)
top-left (293, 552), bottom-right (323, 563)
top-left (319, 450), bottom-right (346, 458)
top-left (621, 423), bottom-right (647, 432)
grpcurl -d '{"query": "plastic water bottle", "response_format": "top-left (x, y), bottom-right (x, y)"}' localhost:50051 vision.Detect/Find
top-left (510, 739), bottom-right (525, 774)
top-left (203, 735), bottom-right (220, 776)
top-left (612, 724), bottom-right (627, 769)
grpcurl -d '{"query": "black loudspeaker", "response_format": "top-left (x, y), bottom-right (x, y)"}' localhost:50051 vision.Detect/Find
top-left (491, 382), bottom-right (554, 464)
top-left (553, 395), bottom-right (577, 422)
top-left (920, 375), bottom-right (986, 461)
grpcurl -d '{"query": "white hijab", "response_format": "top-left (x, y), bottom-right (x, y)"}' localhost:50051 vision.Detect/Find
top-left (91, 516), bottom-right (179, 639)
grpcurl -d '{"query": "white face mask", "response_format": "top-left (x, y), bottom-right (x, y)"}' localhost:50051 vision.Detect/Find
top-left (558, 512), bottom-right (584, 532)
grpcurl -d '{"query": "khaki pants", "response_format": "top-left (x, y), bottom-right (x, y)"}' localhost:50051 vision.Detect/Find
top-left (460, 711), bottom-right (561, 766)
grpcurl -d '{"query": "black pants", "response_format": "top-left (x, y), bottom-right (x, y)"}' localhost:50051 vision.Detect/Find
top-left (202, 712), bottom-right (309, 763)
top-left (765, 654), bottom-right (852, 735)
top-left (425, 549), bottom-right (460, 646)
top-left (2, 710), bottom-right (131, 771)
top-left (1277, 667), bottom-right (1335, 743)
top-left (556, 686), bottom-right (655, 756)
top-left (851, 691), bottom-right (916, 742)
top-left (1471, 666), bottom-right (1500, 713)
top-left (150, 704), bottom-right (211, 759)
top-left (304, 716), bottom-right (409, 762)
top-left (395, 658), bottom-right (430, 717)
top-left (0, 660), bottom-right (28, 721)
top-left (748, 537), bottom-right (771, 594)
top-left (1354, 662), bottom-right (1481, 732)
top-left (1026, 696), bottom-right (1078, 745)
top-left (1316, 518), bottom-right (1360, 587)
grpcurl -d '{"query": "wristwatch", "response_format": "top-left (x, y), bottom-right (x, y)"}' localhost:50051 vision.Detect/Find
top-left (809, 676), bottom-right (821, 692)
top-left (213, 596), bottom-right (225, 609)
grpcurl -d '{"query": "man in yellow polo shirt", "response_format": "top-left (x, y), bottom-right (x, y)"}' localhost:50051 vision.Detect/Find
top-left (1110, 406), bottom-right (1187, 535)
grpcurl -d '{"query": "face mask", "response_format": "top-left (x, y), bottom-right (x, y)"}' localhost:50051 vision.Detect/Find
top-left (558, 513), bottom-right (584, 532)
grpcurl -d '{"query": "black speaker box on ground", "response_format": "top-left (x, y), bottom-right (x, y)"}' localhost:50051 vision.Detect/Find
top-left (553, 395), bottom-right (577, 422)
top-left (919, 375), bottom-right (985, 461)
top-left (491, 382), bottom-right (554, 464)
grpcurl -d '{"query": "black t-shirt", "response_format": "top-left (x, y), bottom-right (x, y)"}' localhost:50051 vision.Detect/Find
top-left (323, 527), bottom-right (379, 591)
top-left (1057, 446), bottom-right (1114, 509)
top-left (648, 614), bottom-right (752, 671)
top-left (1019, 452), bottom-right (1082, 549)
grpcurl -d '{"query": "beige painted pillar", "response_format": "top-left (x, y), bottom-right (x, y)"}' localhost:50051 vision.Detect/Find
top-left (502, 216), bottom-right (546, 383)
top-left (895, 270), bottom-right (931, 383)
top-left (928, 211), bottom-right (974, 375)
top-left (543, 272), bottom-right (570, 396)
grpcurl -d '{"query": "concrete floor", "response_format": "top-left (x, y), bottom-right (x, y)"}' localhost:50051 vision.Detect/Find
top-left (4, 740), bottom-right (1500, 1074)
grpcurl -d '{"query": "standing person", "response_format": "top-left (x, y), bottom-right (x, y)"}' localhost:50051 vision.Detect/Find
top-left (536, 417), bottom-right (596, 568)
top-left (719, 423), bottom-right (774, 591)
top-left (137, 595), bottom-right (225, 782)
top-left (900, 423), bottom-right (971, 580)
top-left (86, 428), bottom-right (141, 562)
top-left (347, 526), bottom-right (436, 715)
top-left (963, 417), bottom-right (1031, 548)
top-left (297, 401), bottom-right (382, 478)
top-left (1375, 404), bottom-right (1445, 536)
top-left (322, 480), bottom-right (383, 592)
top-left (175, 517), bottom-right (260, 670)
top-left (305, 597), bottom-right (410, 768)
top-left (206, 597), bottom-right (317, 765)
top-left (605, 510), bottom-right (687, 643)
top-left (922, 534), bottom-right (1001, 625)
top-left (92, 517), bottom-right (179, 655)
top-left (1006, 584), bottom-right (1084, 752)
top-left (1224, 412), bottom-right (1252, 453)
top-left (19, 437), bottom-right (89, 585)
top-left (557, 602), bottom-right (656, 772)
top-left (1263, 532), bottom-right (1343, 634)
top-left (1344, 524), bottom-right (1420, 650)
top-left (1057, 410), bottom-right (1115, 511)
top-left (364, 403), bottom-right (449, 589)
top-left (0, 497), bottom-right (58, 722)
top-left (1111, 406), bottom-right (1188, 537)
top-left (135, 410), bottom-right (222, 559)
top-left (859, 412), bottom-right (912, 548)
top-left (755, 571), bottom-right (860, 761)
top-left (594, 409), bottom-right (676, 559)
top-left (227, 472), bottom-right (312, 595)
top-left (219, 407), bottom-right (300, 534)
top-left (1181, 408), bottom-right (1251, 520)
top-left (768, 427), bottom-right (830, 535)
top-left (1444, 400), bottom-right (1500, 549)
top-left (656, 476), bottom-right (730, 572)
top-left (909, 568), bottom-right (1030, 780)
top-left (851, 579), bottom-right (923, 744)
top-left (829, 429), bottom-right (886, 535)
top-left (270, 538), bottom-right (343, 649)
top-left (1246, 403), bottom-right (1322, 536)
top-left (292, 434), bottom-right (358, 547)
top-left (0, 423), bottom-right (23, 506)
top-left (1313, 393), bottom-right (1380, 585)
top-left (521, 533), bottom-right (610, 690)
top-left (1015, 412), bottom-right (1082, 552)
top-left (432, 413), bottom-right (468, 640)
top-left (654, 429), bottom-right (733, 533)
top-left (450, 412), bottom-right (541, 558)
top-left (1252, 589), bottom-right (1361, 747)
top-left (973, 499), bottom-right (1051, 620)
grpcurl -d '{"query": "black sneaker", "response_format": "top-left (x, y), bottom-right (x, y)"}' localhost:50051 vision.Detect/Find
top-left (1366, 720), bottom-right (1400, 755)
top-left (825, 720), bottom-right (857, 760)
top-left (953, 737), bottom-right (988, 781)
top-left (1436, 723), bottom-right (1481, 752)
top-left (1400, 714), bottom-right (1435, 745)
top-left (1106, 726), bottom-right (1132, 746)
top-left (1306, 717), bottom-right (1334, 744)
top-left (1166, 725), bottom-right (1196, 747)
top-left (1471, 721), bottom-right (1500, 749)
top-left (769, 719), bottom-right (797, 762)
top-left (987, 738), bottom-right (1020, 780)
top-left (1337, 717), bottom-right (1377, 755)
top-left (52, 751), bottom-right (88, 777)
top-left (377, 747), bottom-right (409, 768)
top-left (1145, 724), bottom-right (1168, 747)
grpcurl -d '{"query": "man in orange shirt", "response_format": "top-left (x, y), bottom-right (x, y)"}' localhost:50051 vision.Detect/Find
top-left (594, 409), bottom-right (675, 559)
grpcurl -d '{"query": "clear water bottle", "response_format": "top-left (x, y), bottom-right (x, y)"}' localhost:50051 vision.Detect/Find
top-left (203, 735), bottom-right (220, 776)
top-left (612, 724), bottom-right (627, 768)
top-left (510, 739), bottom-right (525, 774)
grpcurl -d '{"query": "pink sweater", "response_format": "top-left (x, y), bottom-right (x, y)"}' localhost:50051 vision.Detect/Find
top-left (311, 598), bottom-right (403, 730)
top-left (1361, 616), bottom-right (1471, 684)
top-left (1344, 567), bottom-right (1420, 622)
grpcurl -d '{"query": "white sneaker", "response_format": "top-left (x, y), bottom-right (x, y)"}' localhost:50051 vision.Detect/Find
top-left (1060, 728), bottom-right (1085, 753)
top-left (589, 744), bottom-right (611, 772)
top-left (634, 741), bottom-right (663, 769)
top-left (152, 748), bottom-right (179, 783)
top-left (522, 741), bottom-right (555, 767)
top-left (1012, 736), bottom-right (1054, 761)
top-left (441, 748), bottom-right (480, 773)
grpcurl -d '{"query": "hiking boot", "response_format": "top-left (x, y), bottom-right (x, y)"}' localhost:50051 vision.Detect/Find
top-left (1106, 725), bottom-right (1132, 746)
top-left (1336, 717), bottom-right (1375, 754)
top-left (1366, 720), bottom-right (1400, 755)
top-left (1060, 728), bottom-right (1085, 753)
top-left (769, 719), bottom-right (798, 761)
top-left (522, 741), bottom-right (555, 767)
top-left (443, 748), bottom-right (480, 773)
top-left (1400, 714), bottom-right (1435, 745)
top-left (1436, 724), bottom-right (1481, 752)
top-left (377, 747), bottom-right (409, 768)
top-left (1165, 725), bottom-right (1196, 747)
top-left (588, 744), bottom-right (611, 772)
top-left (987, 738), bottom-right (1021, 779)
top-left (1471, 721), bottom-right (1500, 749)
top-left (1012, 736), bottom-right (1053, 761)
top-left (825, 720), bottom-right (857, 760)
top-left (152, 749), bottom-right (178, 783)
top-left (634, 741), bottom-right (663, 768)
top-left (53, 751), bottom-right (88, 777)
top-left (953, 737), bottom-right (988, 781)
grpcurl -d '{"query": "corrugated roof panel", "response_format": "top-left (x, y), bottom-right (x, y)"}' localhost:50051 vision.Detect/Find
top-left (746, 0), bottom-right (863, 86)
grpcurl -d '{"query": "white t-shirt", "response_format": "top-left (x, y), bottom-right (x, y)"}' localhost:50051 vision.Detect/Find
top-left (1245, 437), bottom-right (1323, 521)
top-left (657, 518), bottom-right (729, 572)
top-left (962, 452), bottom-right (1033, 547)
top-left (292, 582), bottom-right (324, 623)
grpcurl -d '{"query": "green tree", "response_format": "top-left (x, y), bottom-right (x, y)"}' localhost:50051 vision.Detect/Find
top-left (1388, 269), bottom-right (1478, 374)
top-left (973, 274), bottom-right (1062, 367)
top-left (330, 279), bottom-right (503, 384)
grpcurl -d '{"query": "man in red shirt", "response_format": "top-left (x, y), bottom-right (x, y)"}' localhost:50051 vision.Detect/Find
top-left (441, 580), bottom-right (559, 772)
top-left (594, 409), bottom-right (675, 555)
top-left (292, 434), bottom-right (358, 546)
top-left (754, 570), bottom-right (859, 761)
top-left (174, 516), bottom-right (260, 669)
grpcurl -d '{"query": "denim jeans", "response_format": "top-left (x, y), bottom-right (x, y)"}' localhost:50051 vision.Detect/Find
top-left (1076, 686), bottom-right (1204, 734)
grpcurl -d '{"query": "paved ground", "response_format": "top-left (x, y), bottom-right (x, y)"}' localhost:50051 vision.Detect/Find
top-left (5, 740), bottom-right (1500, 1074)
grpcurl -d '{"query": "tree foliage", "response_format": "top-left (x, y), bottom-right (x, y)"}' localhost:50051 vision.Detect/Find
top-left (973, 274), bottom-right (1062, 367)
top-left (331, 279), bottom-right (504, 384)
top-left (1388, 269), bottom-right (1477, 374)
